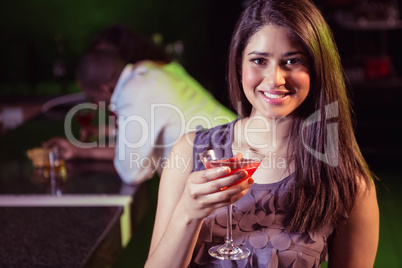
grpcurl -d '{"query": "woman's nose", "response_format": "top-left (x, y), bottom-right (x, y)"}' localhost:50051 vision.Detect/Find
top-left (263, 65), bottom-right (286, 88)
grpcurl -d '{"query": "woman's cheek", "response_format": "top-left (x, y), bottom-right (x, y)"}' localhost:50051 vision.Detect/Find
top-left (241, 68), bottom-right (259, 90)
top-left (293, 71), bottom-right (310, 97)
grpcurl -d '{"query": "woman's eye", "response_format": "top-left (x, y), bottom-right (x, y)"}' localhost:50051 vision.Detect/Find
top-left (251, 58), bottom-right (266, 65)
top-left (285, 58), bottom-right (302, 65)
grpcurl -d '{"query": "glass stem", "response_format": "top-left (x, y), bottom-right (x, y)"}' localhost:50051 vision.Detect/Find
top-left (226, 204), bottom-right (233, 243)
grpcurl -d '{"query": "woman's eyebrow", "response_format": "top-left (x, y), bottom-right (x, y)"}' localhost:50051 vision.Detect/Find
top-left (247, 51), bottom-right (270, 57)
top-left (283, 51), bottom-right (304, 57)
top-left (247, 51), bottom-right (305, 57)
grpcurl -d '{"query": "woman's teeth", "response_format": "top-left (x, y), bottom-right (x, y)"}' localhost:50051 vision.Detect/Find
top-left (263, 92), bottom-right (285, 99)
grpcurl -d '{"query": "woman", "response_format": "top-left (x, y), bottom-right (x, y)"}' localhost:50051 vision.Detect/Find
top-left (145, 0), bottom-right (379, 267)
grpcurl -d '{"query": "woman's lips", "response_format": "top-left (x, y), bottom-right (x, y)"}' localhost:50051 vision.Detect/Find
top-left (260, 91), bottom-right (290, 104)
top-left (263, 92), bottom-right (286, 99)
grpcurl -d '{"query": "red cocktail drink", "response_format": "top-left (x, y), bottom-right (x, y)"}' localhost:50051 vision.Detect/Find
top-left (205, 158), bottom-right (260, 188)
top-left (199, 149), bottom-right (264, 260)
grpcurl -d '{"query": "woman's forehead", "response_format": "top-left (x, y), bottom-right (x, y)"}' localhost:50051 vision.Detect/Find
top-left (244, 25), bottom-right (304, 55)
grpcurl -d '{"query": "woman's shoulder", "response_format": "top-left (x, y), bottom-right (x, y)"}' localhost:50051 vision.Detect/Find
top-left (173, 131), bottom-right (197, 153)
top-left (355, 174), bottom-right (377, 201)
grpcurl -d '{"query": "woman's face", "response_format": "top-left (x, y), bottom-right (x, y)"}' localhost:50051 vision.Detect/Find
top-left (241, 25), bottom-right (310, 118)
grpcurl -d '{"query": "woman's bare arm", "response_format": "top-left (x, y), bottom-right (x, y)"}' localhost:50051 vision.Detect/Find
top-left (328, 179), bottom-right (379, 268)
top-left (145, 132), bottom-right (253, 268)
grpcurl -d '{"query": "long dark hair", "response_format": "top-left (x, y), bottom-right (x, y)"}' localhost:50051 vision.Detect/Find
top-left (228, 0), bottom-right (374, 232)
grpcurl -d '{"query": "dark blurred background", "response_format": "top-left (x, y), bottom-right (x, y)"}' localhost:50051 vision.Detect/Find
top-left (0, 0), bottom-right (245, 109)
top-left (1, 0), bottom-right (401, 166)
top-left (0, 0), bottom-right (401, 267)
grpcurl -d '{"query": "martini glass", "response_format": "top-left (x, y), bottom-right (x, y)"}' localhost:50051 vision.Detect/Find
top-left (199, 149), bottom-right (263, 260)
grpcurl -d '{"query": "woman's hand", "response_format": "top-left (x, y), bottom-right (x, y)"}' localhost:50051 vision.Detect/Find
top-left (146, 133), bottom-right (253, 268)
top-left (179, 166), bottom-right (254, 221)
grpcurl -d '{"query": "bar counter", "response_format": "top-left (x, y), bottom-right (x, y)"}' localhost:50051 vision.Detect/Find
top-left (0, 101), bottom-right (142, 267)
top-left (0, 206), bottom-right (122, 267)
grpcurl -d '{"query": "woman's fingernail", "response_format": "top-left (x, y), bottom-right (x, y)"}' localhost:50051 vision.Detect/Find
top-left (235, 170), bottom-right (248, 177)
top-left (248, 178), bottom-right (254, 184)
top-left (219, 167), bottom-right (230, 173)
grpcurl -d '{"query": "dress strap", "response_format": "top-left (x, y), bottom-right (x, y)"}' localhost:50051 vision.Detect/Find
top-left (192, 119), bottom-right (238, 172)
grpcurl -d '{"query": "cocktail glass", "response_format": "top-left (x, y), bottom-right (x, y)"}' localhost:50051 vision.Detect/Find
top-left (199, 149), bottom-right (263, 260)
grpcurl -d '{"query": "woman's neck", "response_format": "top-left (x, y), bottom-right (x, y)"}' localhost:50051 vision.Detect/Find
top-left (233, 115), bottom-right (292, 157)
top-left (232, 115), bottom-right (295, 183)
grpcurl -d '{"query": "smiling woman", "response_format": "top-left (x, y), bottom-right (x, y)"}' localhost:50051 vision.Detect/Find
top-left (241, 25), bottom-right (310, 119)
top-left (145, 0), bottom-right (379, 267)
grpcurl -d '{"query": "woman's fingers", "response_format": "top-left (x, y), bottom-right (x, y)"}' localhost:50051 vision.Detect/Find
top-left (189, 166), bottom-right (231, 184)
top-left (206, 170), bottom-right (248, 192)
top-left (211, 177), bottom-right (253, 202)
top-left (233, 152), bottom-right (243, 161)
top-left (189, 168), bottom-right (248, 192)
top-left (230, 179), bottom-right (254, 203)
top-left (181, 170), bottom-right (254, 220)
top-left (199, 177), bottom-right (254, 209)
top-left (187, 169), bottom-right (252, 201)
